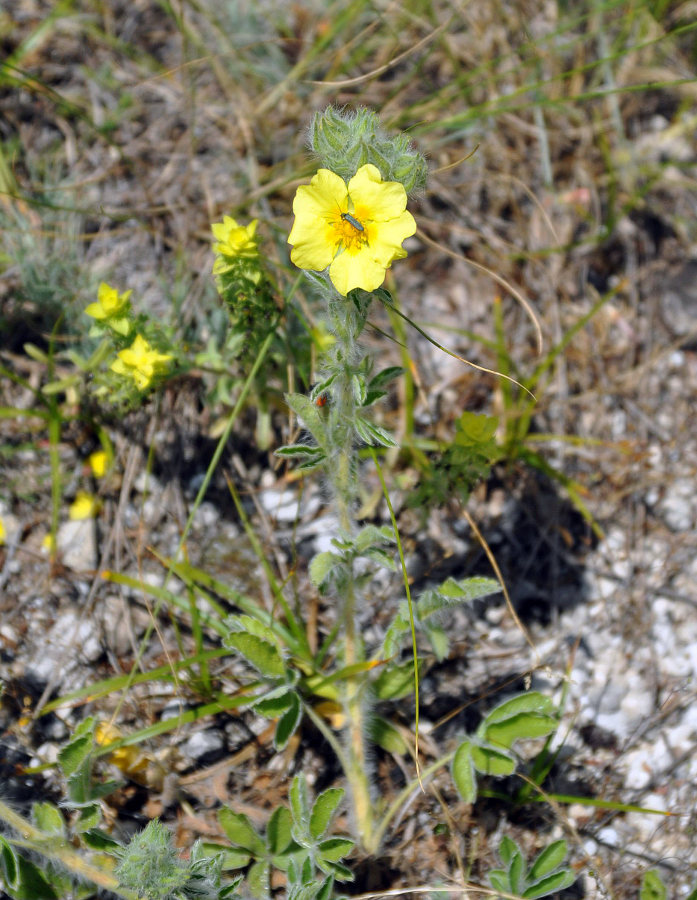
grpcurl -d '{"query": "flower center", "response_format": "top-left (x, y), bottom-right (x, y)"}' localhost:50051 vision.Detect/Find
top-left (331, 206), bottom-right (368, 253)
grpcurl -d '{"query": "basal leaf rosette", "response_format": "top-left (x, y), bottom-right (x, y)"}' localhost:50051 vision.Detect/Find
top-left (288, 164), bottom-right (416, 296)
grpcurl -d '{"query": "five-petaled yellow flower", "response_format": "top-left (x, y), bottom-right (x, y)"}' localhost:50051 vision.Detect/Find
top-left (110, 334), bottom-right (172, 390)
top-left (85, 282), bottom-right (132, 336)
top-left (288, 164), bottom-right (416, 296)
top-left (212, 216), bottom-right (259, 267)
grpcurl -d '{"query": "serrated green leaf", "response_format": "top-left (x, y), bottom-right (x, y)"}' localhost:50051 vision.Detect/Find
top-left (423, 621), bottom-right (449, 661)
top-left (529, 840), bottom-right (568, 881)
top-left (640, 870), bottom-right (667, 900)
top-left (318, 837), bottom-right (354, 862)
top-left (58, 735), bottom-right (92, 778)
top-left (275, 692), bottom-right (302, 750)
top-left (373, 662), bottom-right (416, 700)
top-left (309, 552), bottom-right (343, 589)
top-left (523, 869), bottom-right (576, 898)
top-left (217, 808), bottom-right (266, 856)
top-left (310, 787), bottom-right (344, 841)
top-left (470, 744), bottom-right (516, 776)
top-left (267, 806), bottom-right (294, 856)
top-left (354, 524), bottom-right (394, 552)
top-left (247, 859), bottom-right (270, 900)
top-left (369, 716), bottom-right (408, 754)
top-left (418, 576), bottom-right (500, 618)
top-left (452, 741), bottom-right (477, 803)
top-left (225, 632), bottom-right (286, 679)
top-left (32, 803), bottom-right (64, 836)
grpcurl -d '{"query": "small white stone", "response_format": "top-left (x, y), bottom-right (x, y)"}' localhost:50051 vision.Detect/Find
top-left (57, 518), bottom-right (97, 571)
top-left (182, 729), bottom-right (224, 763)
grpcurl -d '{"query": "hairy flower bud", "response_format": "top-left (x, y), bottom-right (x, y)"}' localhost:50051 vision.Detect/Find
top-left (309, 106), bottom-right (427, 196)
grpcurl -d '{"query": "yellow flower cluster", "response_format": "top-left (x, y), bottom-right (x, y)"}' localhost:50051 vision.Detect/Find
top-left (85, 282), bottom-right (132, 336)
top-left (110, 334), bottom-right (172, 391)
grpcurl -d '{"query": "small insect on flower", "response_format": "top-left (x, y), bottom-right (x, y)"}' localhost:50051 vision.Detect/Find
top-left (340, 211), bottom-right (364, 233)
top-left (315, 393), bottom-right (329, 407)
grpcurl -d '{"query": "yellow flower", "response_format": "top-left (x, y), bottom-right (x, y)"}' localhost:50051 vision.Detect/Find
top-left (0, 516), bottom-right (5, 546)
top-left (110, 334), bottom-right (172, 390)
top-left (85, 282), bottom-right (131, 320)
top-left (211, 216), bottom-right (259, 262)
top-left (288, 164), bottom-right (416, 296)
top-left (69, 492), bottom-right (101, 520)
top-left (88, 450), bottom-right (109, 478)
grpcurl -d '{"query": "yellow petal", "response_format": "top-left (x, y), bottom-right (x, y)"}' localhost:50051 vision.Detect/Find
top-left (348, 164), bottom-right (408, 222)
top-left (329, 248), bottom-right (389, 295)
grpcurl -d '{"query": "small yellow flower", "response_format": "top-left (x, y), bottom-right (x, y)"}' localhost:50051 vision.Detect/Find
top-left (0, 516), bottom-right (5, 546)
top-left (211, 216), bottom-right (259, 262)
top-left (110, 334), bottom-right (172, 390)
top-left (42, 533), bottom-right (56, 553)
top-left (69, 491), bottom-right (101, 520)
top-left (85, 282), bottom-right (131, 320)
top-left (87, 450), bottom-right (109, 478)
top-left (288, 164), bottom-right (416, 296)
top-left (95, 722), bottom-right (150, 778)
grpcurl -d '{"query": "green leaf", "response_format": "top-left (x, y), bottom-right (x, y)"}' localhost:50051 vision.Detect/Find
top-left (224, 632), bottom-right (285, 679)
top-left (523, 869), bottom-right (576, 898)
top-left (254, 691), bottom-right (294, 717)
top-left (354, 524), bottom-right (394, 552)
top-left (482, 692), bottom-right (556, 725)
top-left (275, 692), bottom-right (302, 750)
top-left (315, 874), bottom-right (336, 900)
top-left (640, 870), bottom-right (667, 900)
top-left (498, 835), bottom-right (516, 866)
top-left (368, 366), bottom-right (404, 390)
top-left (199, 843), bottom-right (251, 870)
top-left (0, 836), bottom-right (17, 888)
top-left (57, 735), bottom-right (92, 777)
top-left (290, 774), bottom-right (310, 830)
top-left (317, 837), bottom-right (354, 862)
top-left (488, 870), bottom-right (509, 893)
top-left (452, 741), bottom-right (477, 803)
top-left (284, 393), bottom-right (327, 445)
top-left (32, 803), bottom-right (64, 835)
top-left (309, 552), bottom-right (343, 589)
top-left (509, 844), bottom-right (525, 893)
top-left (14, 854), bottom-right (59, 899)
top-left (310, 787), bottom-right (344, 841)
top-left (529, 840), bottom-right (568, 881)
top-left (369, 716), bottom-right (408, 754)
top-left (81, 829), bottom-right (122, 852)
top-left (76, 803), bottom-right (101, 832)
top-left (470, 744), bottom-right (516, 776)
top-left (418, 576), bottom-right (500, 618)
top-left (422, 621), bottom-right (449, 661)
top-left (373, 661), bottom-right (416, 700)
top-left (484, 713), bottom-right (558, 749)
top-left (267, 806), bottom-right (294, 856)
top-left (217, 808), bottom-right (266, 856)
top-left (247, 859), bottom-right (270, 900)
top-left (276, 444), bottom-right (321, 458)
top-left (354, 417), bottom-right (397, 447)
top-left (319, 858), bottom-right (354, 882)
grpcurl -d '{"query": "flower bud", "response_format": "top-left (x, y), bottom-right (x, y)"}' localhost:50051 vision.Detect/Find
top-left (309, 106), bottom-right (427, 196)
